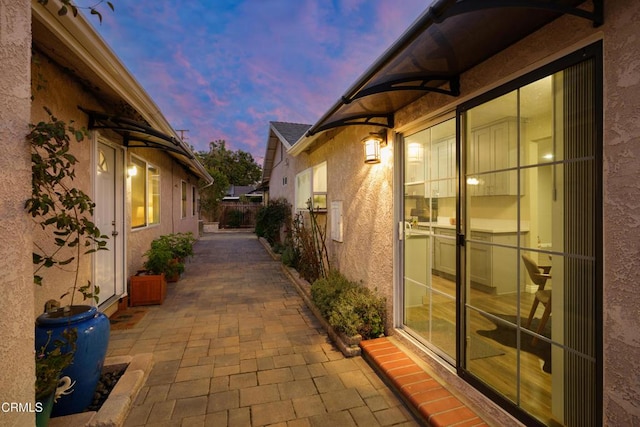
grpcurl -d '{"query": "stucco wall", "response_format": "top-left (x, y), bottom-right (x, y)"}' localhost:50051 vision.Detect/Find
top-left (30, 47), bottom-right (202, 309)
top-left (598, 2), bottom-right (640, 425)
top-left (295, 125), bottom-right (395, 331)
top-left (0, 0), bottom-right (35, 424)
top-left (30, 49), bottom-right (106, 312)
top-left (126, 147), bottom-right (201, 275)
top-left (267, 140), bottom-right (295, 206)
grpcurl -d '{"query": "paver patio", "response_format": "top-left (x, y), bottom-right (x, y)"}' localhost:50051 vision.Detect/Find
top-left (108, 231), bottom-right (420, 426)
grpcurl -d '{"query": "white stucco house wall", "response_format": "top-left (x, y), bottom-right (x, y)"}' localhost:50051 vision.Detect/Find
top-left (0, 2), bottom-right (212, 424)
top-left (260, 121), bottom-right (311, 206)
top-left (262, 1), bottom-right (639, 426)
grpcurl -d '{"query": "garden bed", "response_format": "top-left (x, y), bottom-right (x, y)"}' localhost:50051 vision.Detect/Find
top-left (49, 353), bottom-right (152, 427)
top-left (259, 236), bottom-right (364, 357)
top-left (281, 263), bottom-right (362, 357)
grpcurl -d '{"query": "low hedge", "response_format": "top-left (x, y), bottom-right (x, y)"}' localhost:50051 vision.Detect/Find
top-left (311, 270), bottom-right (385, 340)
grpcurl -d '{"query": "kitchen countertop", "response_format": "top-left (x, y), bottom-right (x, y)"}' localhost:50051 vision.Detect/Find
top-left (407, 219), bottom-right (530, 234)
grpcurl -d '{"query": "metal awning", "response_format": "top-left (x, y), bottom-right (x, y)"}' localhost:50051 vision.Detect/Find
top-left (81, 108), bottom-right (213, 183)
top-left (305, 0), bottom-right (603, 137)
top-left (82, 108), bottom-right (193, 158)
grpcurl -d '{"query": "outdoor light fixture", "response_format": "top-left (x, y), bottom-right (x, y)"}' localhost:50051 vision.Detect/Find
top-left (127, 165), bottom-right (138, 177)
top-left (362, 130), bottom-right (388, 164)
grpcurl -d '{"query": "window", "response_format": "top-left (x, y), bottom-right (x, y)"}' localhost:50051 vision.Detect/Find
top-left (181, 181), bottom-right (187, 218)
top-left (295, 162), bottom-right (327, 210)
top-left (192, 185), bottom-right (197, 217)
top-left (131, 156), bottom-right (160, 228)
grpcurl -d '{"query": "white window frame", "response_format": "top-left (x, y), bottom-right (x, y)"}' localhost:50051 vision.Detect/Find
top-left (295, 161), bottom-right (327, 211)
top-left (181, 180), bottom-right (188, 219)
top-left (130, 154), bottom-right (160, 229)
top-left (192, 185), bottom-right (197, 217)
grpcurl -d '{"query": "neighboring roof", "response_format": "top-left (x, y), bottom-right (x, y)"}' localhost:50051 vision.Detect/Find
top-left (226, 185), bottom-right (261, 197)
top-left (31, 2), bottom-right (213, 184)
top-left (271, 122), bottom-right (312, 146)
top-left (261, 121), bottom-right (311, 186)
top-left (290, 0), bottom-right (602, 155)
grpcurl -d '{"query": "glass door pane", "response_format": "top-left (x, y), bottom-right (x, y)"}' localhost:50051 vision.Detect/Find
top-left (462, 58), bottom-right (598, 426)
top-left (403, 118), bottom-right (457, 361)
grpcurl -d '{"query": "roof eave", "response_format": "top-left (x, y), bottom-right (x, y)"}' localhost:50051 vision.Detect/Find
top-left (31, 0), bottom-right (213, 185)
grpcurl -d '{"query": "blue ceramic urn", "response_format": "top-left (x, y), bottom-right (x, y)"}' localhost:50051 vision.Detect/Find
top-left (35, 305), bottom-right (110, 417)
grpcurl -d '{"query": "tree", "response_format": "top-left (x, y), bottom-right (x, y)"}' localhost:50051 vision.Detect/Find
top-left (197, 139), bottom-right (262, 221)
top-left (37, 0), bottom-right (114, 23)
top-left (199, 140), bottom-right (262, 186)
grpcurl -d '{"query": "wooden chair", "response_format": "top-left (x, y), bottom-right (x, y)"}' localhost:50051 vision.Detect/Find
top-left (522, 254), bottom-right (552, 345)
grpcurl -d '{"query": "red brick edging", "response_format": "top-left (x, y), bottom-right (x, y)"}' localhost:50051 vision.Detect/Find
top-left (360, 338), bottom-right (488, 427)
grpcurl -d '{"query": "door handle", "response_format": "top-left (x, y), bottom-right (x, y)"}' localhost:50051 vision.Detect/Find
top-left (112, 230), bottom-right (119, 236)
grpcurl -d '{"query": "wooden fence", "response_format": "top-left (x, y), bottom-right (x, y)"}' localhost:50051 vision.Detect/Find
top-left (218, 203), bottom-right (261, 229)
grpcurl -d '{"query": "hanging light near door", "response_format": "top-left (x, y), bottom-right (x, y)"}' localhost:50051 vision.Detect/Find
top-left (362, 130), bottom-right (387, 164)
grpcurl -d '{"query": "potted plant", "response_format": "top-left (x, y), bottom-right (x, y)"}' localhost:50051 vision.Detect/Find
top-left (167, 232), bottom-right (196, 262)
top-left (28, 108), bottom-right (111, 417)
top-left (129, 236), bottom-right (183, 305)
top-left (146, 236), bottom-right (186, 281)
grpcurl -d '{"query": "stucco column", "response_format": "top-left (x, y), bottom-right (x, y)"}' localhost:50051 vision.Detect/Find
top-left (0, 0), bottom-right (35, 424)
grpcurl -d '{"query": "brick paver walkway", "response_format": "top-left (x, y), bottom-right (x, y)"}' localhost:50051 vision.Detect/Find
top-left (109, 231), bottom-right (420, 426)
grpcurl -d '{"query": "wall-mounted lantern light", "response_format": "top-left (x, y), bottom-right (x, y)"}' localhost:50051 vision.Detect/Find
top-left (362, 130), bottom-right (388, 164)
top-left (127, 164), bottom-right (138, 177)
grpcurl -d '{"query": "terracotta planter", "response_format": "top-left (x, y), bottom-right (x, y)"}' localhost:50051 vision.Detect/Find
top-left (129, 272), bottom-right (166, 306)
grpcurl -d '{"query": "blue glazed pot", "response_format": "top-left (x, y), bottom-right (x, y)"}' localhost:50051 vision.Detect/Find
top-left (35, 305), bottom-right (110, 417)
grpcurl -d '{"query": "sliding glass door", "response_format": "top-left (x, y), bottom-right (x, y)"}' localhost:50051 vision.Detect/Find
top-left (400, 43), bottom-right (601, 426)
top-left (461, 50), bottom-right (600, 427)
top-left (402, 118), bottom-right (457, 361)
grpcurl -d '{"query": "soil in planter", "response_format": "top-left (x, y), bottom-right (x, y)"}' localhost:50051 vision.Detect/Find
top-left (85, 363), bottom-right (128, 412)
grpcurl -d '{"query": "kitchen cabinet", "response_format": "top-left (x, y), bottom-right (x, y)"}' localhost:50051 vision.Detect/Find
top-left (404, 135), bottom-right (456, 199)
top-left (433, 227), bottom-right (456, 277)
top-left (468, 231), bottom-right (526, 295)
top-left (432, 226), bottom-right (528, 295)
top-left (431, 137), bottom-right (456, 198)
top-left (468, 118), bottom-right (521, 196)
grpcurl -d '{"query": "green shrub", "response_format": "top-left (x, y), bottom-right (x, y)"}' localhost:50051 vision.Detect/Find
top-left (158, 232), bottom-right (196, 260)
top-left (310, 270), bottom-right (357, 318)
top-left (328, 287), bottom-right (386, 339)
top-left (311, 270), bottom-right (386, 340)
top-left (280, 243), bottom-right (299, 267)
top-left (255, 198), bottom-right (291, 245)
top-left (143, 238), bottom-right (184, 277)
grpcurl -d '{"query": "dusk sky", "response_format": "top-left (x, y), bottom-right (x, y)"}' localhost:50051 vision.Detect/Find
top-left (90, 1), bottom-right (428, 163)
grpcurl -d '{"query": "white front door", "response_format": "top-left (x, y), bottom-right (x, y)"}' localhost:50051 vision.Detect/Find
top-left (95, 141), bottom-right (124, 305)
